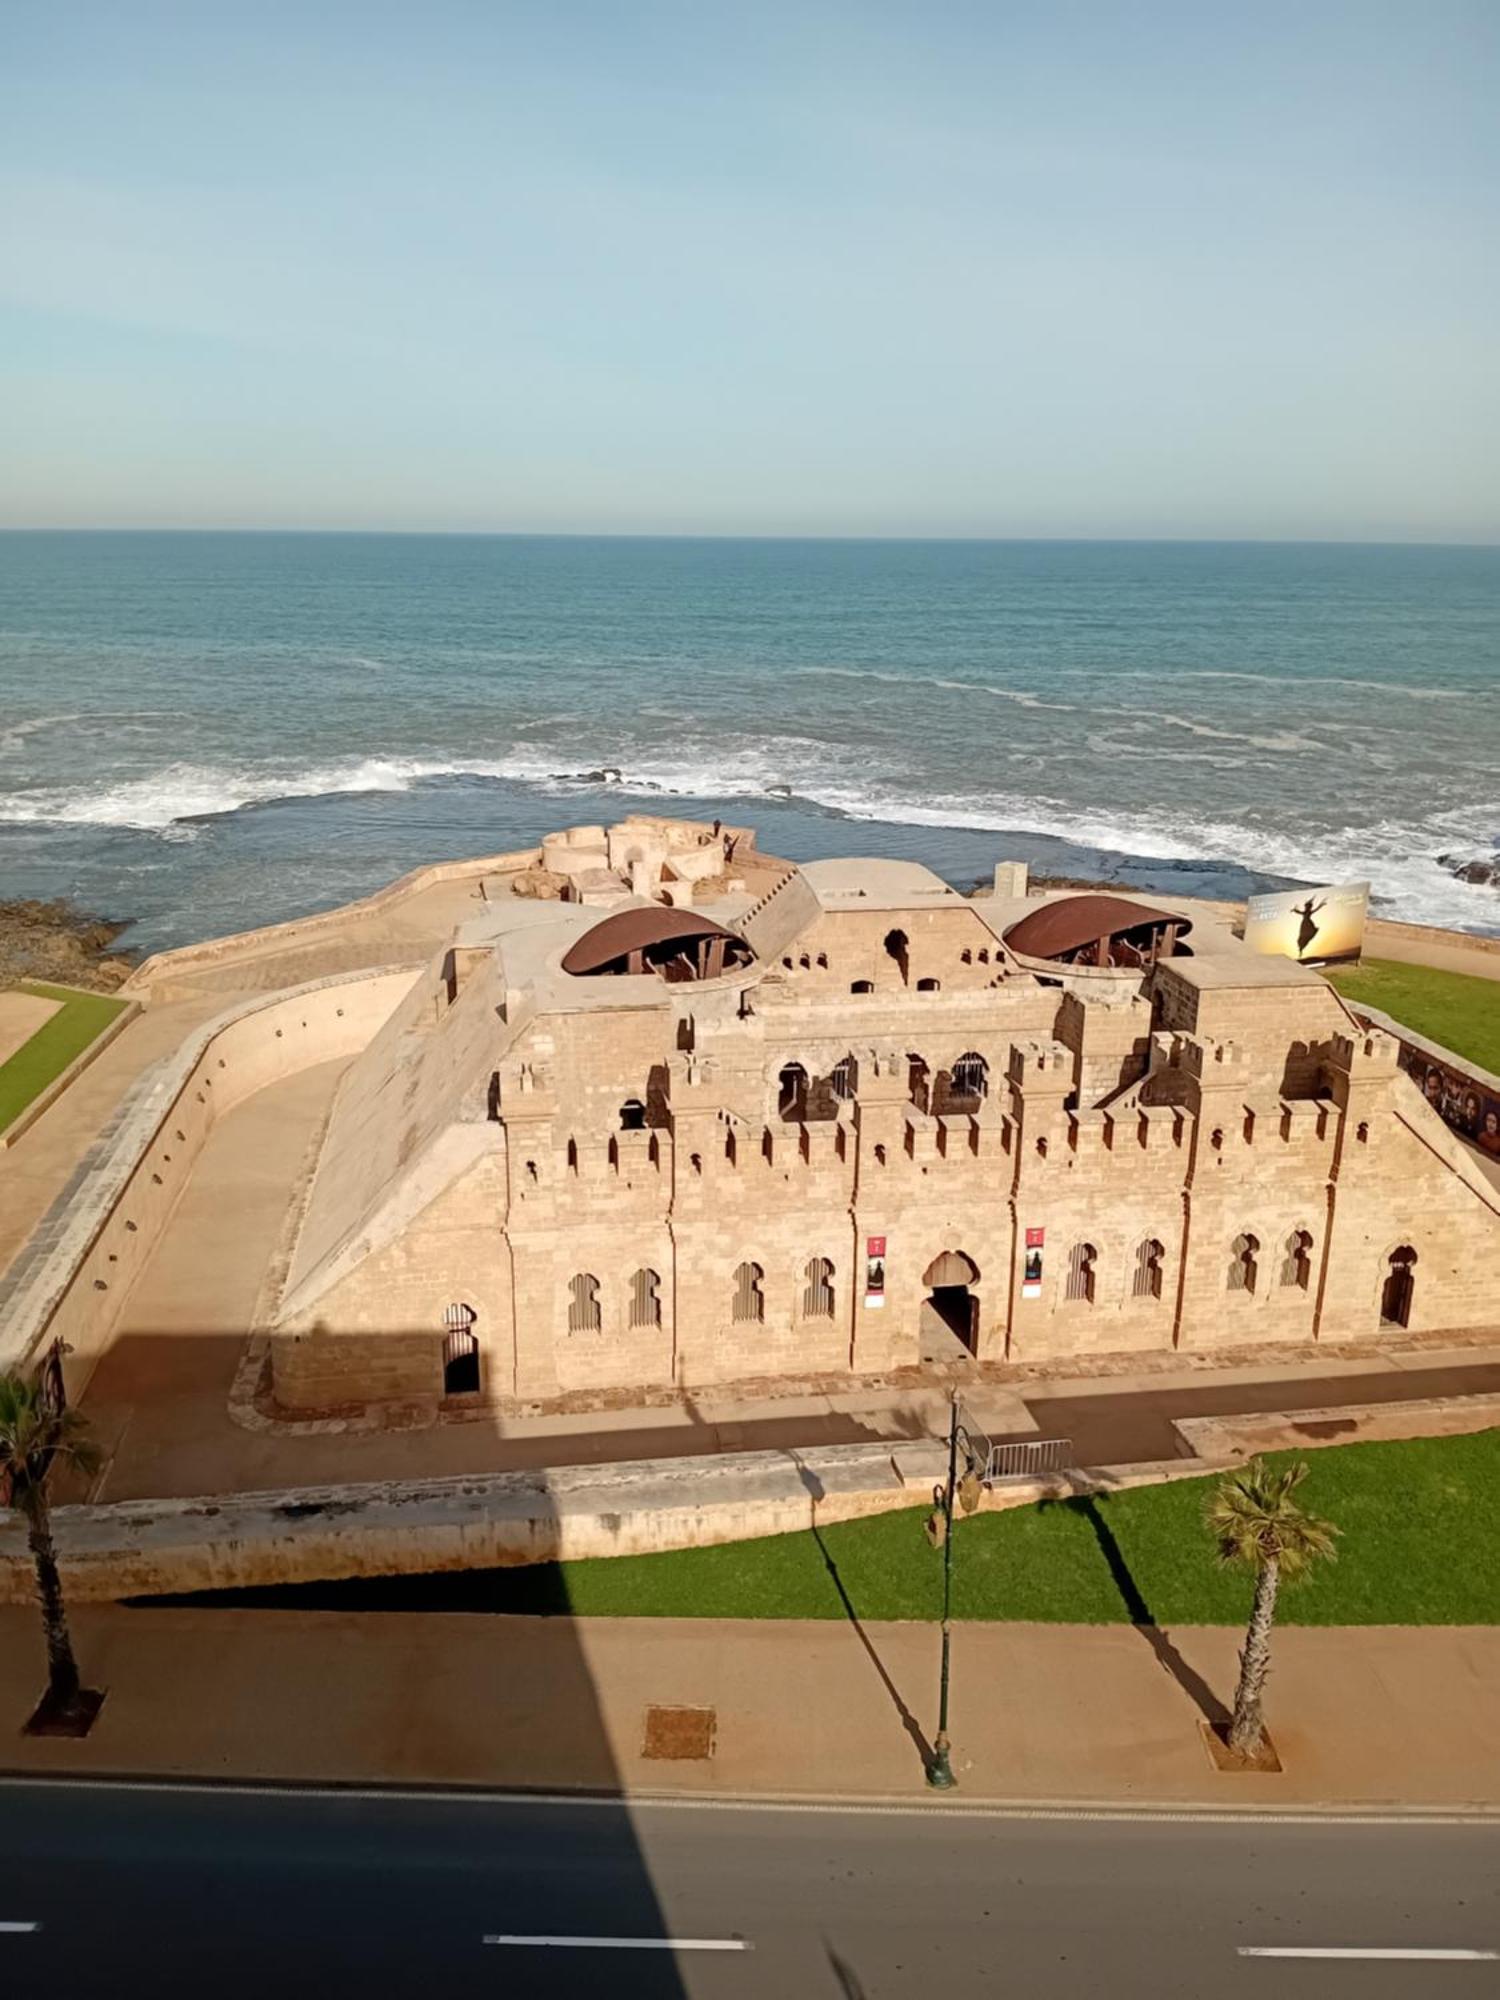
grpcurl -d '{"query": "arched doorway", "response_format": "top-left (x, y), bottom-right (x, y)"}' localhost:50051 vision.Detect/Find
top-left (921, 1249), bottom-right (979, 1359)
top-left (1381, 1245), bottom-right (1417, 1329)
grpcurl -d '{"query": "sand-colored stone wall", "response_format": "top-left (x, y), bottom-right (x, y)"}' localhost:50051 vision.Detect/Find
top-left (124, 846), bottom-right (542, 995)
top-left (2, 968), bottom-right (417, 1403)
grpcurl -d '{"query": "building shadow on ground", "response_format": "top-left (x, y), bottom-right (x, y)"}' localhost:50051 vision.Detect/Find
top-left (103, 1454), bottom-right (693, 1996)
top-left (1040, 1493), bottom-right (1228, 1727)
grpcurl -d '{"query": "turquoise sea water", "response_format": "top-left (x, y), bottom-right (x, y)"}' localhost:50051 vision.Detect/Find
top-left (0, 533), bottom-right (1497, 951)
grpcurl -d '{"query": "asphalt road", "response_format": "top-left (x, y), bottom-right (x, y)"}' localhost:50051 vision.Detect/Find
top-left (0, 1781), bottom-right (1496, 1998)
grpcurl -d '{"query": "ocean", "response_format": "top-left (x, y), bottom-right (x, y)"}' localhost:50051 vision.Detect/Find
top-left (1, 532), bottom-right (1497, 954)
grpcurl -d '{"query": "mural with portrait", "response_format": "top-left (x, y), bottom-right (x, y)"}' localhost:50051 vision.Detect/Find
top-left (1402, 1046), bottom-right (1500, 1159)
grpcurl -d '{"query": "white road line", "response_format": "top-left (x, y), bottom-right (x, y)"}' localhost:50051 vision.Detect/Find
top-left (483, 1935), bottom-right (749, 1952)
top-left (0, 1775), bottom-right (1496, 1828)
top-left (0, 1923), bottom-right (39, 1934)
top-left (1240, 1948), bottom-right (1498, 1961)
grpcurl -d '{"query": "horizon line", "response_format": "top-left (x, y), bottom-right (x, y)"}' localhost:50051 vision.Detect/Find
top-left (1, 528), bottom-right (1498, 551)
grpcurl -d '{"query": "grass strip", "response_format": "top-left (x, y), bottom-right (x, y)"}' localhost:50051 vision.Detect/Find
top-left (1326, 957), bottom-right (1500, 1075)
top-left (0, 982), bottom-right (128, 1133)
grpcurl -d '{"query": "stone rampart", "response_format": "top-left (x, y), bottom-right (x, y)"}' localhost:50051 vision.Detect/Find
top-left (0, 1437), bottom-right (1213, 1602)
top-left (0, 967), bottom-right (419, 1402)
top-left (124, 846), bottom-right (542, 994)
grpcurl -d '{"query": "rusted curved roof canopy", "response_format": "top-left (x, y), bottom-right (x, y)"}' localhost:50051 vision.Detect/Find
top-left (561, 906), bottom-right (747, 974)
top-left (1004, 893), bottom-right (1188, 961)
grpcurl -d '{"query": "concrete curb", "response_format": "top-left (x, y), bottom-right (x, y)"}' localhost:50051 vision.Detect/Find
top-left (0, 1770), bottom-right (1496, 1820)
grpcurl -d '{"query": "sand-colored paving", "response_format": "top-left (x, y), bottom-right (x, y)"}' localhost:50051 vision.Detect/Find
top-left (0, 989), bottom-right (60, 1064)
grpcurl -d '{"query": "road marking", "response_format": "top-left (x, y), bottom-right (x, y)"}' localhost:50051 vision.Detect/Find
top-left (1, 1774), bottom-right (1496, 1828)
top-left (484, 1935), bottom-right (749, 1952)
top-left (0, 1923), bottom-right (39, 1934)
top-left (1240, 1948), bottom-right (1499, 1961)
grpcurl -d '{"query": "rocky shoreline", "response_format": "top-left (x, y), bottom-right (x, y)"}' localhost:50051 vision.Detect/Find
top-left (0, 899), bottom-right (136, 993)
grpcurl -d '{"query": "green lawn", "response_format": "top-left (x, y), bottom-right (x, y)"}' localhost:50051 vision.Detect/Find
top-left (0, 981), bottom-right (128, 1133)
top-left (199, 1429), bottom-right (1500, 1625)
top-left (1326, 957), bottom-right (1500, 1075)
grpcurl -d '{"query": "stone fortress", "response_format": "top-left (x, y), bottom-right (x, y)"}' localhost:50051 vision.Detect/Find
top-left (259, 813), bottom-right (1500, 1416)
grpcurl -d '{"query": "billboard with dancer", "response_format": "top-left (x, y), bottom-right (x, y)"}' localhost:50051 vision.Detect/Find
top-left (1244, 880), bottom-right (1369, 964)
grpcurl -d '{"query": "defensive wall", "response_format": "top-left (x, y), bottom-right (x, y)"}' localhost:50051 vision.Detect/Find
top-left (7, 1380), bottom-right (1494, 1601)
top-left (0, 967), bottom-right (418, 1405)
top-left (123, 845), bottom-right (544, 998)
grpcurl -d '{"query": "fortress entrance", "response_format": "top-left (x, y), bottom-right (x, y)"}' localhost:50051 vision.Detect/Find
top-left (920, 1250), bottom-right (979, 1360)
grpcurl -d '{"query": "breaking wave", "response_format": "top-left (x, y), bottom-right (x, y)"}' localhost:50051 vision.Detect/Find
top-left (3, 741), bottom-right (1495, 934)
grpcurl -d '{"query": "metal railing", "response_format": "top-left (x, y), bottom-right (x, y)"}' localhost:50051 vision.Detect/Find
top-left (956, 1403), bottom-right (1072, 1484)
top-left (985, 1436), bottom-right (1073, 1482)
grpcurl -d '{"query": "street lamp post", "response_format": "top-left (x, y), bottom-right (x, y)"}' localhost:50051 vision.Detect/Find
top-left (926, 1389), bottom-right (962, 1789)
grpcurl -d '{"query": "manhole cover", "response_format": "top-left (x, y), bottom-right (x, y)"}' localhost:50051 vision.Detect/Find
top-left (641, 1704), bottom-right (716, 1761)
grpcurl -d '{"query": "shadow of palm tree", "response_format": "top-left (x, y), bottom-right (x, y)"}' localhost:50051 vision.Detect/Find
top-left (1042, 1492), bottom-right (1228, 1727)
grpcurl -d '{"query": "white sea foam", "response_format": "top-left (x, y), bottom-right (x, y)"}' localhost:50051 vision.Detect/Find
top-left (1178, 670), bottom-right (1472, 701)
top-left (0, 713), bottom-right (84, 755)
top-left (2, 741), bottom-right (1495, 934)
top-left (800, 667), bottom-right (1326, 750)
top-left (801, 666), bottom-right (1078, 712)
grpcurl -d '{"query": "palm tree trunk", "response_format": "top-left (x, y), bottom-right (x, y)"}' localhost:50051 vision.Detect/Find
top-left (1227, 1555), bottom-right (1279, 1757)
top-left (21, 1484), bottom-right (81, 1708)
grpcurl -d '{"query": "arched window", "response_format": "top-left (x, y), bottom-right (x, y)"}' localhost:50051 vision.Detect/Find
top-left (951, 1051), bottom-right (988, 1105)
top-left (801, 1257), bottom-right (835, 1319)
top-left (1281, 1229), bottom-right (1313, 1290)
top-left (916, 977), bottom-right (940, 992)
top-left (829, 1053), bottom-right (858, 1102)
top-left (1066, 1242), bottom-right (1097, 1303)
top-left (977, 948), bottom-right (990, 964)
top-left (566, 1137), bottom-right (578, 1172)
top-left (777, 1062), bottom-right (809, 1121)
top-left (619, 1098), bottom-right (647, 1131)
top-left (629, 1268), bottom-right (661, 1329)
top-left (732, 1261), bottom-right (764, 1324)
top-left (1381, 1244), bottom-right (1417, 1328)
top-left (442, 1303), bottom-right (480, 1395)
top-left (567, 1272), bottom-right (602, 1332)
top-left (1133, 1238), bottom-right (1164, 1300)
top-left (851, 979), bottom-right (874, 994)
top-left (816, 953), bottom-right (828, 970)
top-left (960, 948), bottom-right (972, 965)
top-left (1228, 1233), bottom-right (1259, 1295)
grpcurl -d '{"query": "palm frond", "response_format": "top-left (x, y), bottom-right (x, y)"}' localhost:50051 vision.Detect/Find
top-left (0, 1372), bottom-right (101, 1495)
top-left (1206, 1457), bottom-right (1339, 1580)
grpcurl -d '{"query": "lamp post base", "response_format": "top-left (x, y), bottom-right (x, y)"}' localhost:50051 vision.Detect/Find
top-left (926, 1734), bottom-right (956, 1790)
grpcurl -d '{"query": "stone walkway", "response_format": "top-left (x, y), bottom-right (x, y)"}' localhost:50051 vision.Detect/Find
top-left (2, 1607), bottom-right (1496, 1808)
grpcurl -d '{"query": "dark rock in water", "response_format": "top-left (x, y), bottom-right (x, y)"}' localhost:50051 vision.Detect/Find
top-left (0, 898), bottom-right (135, 991)
top-left (552, 766), bottom-right (623, 786)
top-left (1438, 852), bottom-right (1500, 887)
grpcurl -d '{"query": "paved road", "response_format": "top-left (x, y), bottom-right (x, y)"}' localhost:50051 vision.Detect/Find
top-left (1, 1781), bottom-right (1495, 1997)
top-left (1023, 1359), bottom-right (1500, 1466)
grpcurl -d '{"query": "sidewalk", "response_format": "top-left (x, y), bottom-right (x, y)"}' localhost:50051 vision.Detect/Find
top-left (3, 1605), bottom-right (1496, 1809)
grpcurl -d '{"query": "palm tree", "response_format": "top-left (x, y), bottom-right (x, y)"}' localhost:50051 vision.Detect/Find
top-left (1208, 1458), bottom-right (1338, 1759)
top-left (0, 1371), bottom-right (99, 1722)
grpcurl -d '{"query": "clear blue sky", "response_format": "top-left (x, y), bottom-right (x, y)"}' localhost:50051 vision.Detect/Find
top-left (5, 1), bottom-right (1497, 539)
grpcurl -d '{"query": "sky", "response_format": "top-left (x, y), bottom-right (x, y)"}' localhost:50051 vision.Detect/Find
top-left (4, 1), bottom-right (1498, 540)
